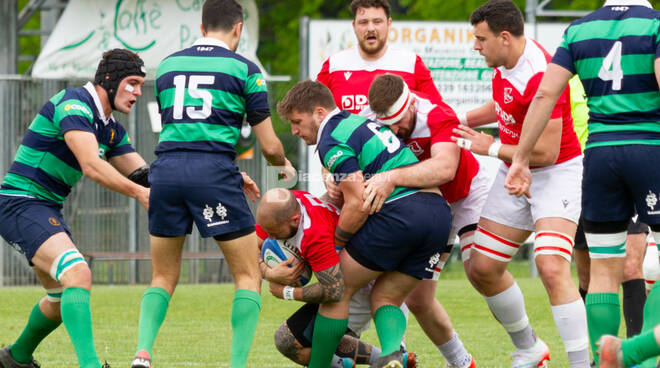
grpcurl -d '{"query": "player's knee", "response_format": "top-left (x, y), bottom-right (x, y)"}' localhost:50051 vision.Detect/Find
top-left (536, 258), bottom-right (567, 287)
top-left (274, 323), bottom-right (299, 361)
top-left (50, 249), bottom-right (91, 289)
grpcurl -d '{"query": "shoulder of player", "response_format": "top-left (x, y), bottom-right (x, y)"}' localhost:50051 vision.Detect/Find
top-left (56, 88), bottom-right (96, 119)
top-left (498, 39), bottom-right (548, 95)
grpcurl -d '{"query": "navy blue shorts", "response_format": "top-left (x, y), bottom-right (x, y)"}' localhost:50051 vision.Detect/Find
top-left (582, 145), bottom-right (660, 226)
top-left (148, 152), bottom-right (255, 238)
top-left (346, 192), bottom-right (451, 279)
top-left (0, 195), bottom-right (72, 265)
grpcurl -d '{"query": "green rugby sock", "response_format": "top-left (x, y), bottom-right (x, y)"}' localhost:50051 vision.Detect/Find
top-left (637, 282), bottom-right (660, 368)
top-left (586, 293), bottom-right (620, 365)
top-left (61, 287), bottom-right (100, 368)
top-left (374, 304), bottom-right (407, 356)
top-left (230, 289), bottom-right (261, 368)
top-left (309, 313), bottom-right (348, 368)
top-left (622, 328), bottom-right (660, 368)
top-left (10, 302), bottom-right (61, 364)
top-left (136, 286), bottom-right (170, 358)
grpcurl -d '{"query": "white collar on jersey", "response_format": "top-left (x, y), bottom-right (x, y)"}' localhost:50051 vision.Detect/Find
top-left (84, 82), bottom-right (112, 126)
top-left (315, 107), bottom-right (341, 151)
top-left (603, 0), bottom-right (652, 7)
top-left (285, 199), bottom-right (311, 250)
top-left (192, 37), bottom-right (231, 50)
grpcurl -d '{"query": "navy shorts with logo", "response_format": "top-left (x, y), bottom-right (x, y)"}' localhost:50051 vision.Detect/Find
top-left (0, 195), bottom-right (72, 264)
top-left (582, 145), bottom-right (660, 226)
top-left (346, 192), bottom-right (451, 279)
top-left (148, 152), bottom-right (255, 238)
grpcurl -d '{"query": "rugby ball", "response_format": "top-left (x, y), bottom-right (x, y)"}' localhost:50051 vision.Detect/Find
top-left (261, 238), bottom-right (312, 287)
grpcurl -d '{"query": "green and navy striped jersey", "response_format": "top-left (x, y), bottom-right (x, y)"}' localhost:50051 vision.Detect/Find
top-left (154, 37), bottom-right (269, 158)
top-left (552, 0), bottom-right (660, 149)
top-left (317, 109), bottom-right (419, 202)
top-left (0, 83), bottom-right (135, 203)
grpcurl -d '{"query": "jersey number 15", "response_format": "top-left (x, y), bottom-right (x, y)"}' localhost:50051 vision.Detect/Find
top-left (172, 75), bottom-right (215, 120)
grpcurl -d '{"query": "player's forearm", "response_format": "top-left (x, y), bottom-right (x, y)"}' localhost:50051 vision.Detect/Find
top-left (463, 101), bottom-right (497, 128)
top-left (81, 158), bottom-right (146, 199)
top-left (301, 264), bottom-right (344, 304)
top-left (335, 200), bottom-right (368, 247)
top-left (494, 144), bottom-right (557, 166)
top-left (388, 159), bottom-right (454, 188)
top-left (514, 97), bottom-right (556, 163)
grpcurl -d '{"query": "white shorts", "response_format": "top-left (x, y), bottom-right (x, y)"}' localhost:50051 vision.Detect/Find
top-left (480, 156), bottom-right (583, 232)
top-left (448, 163), bottom-right (491, 241)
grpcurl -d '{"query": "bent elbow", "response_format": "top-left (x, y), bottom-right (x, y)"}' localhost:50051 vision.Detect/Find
top-left (538, 150), bottom-right (559, 166)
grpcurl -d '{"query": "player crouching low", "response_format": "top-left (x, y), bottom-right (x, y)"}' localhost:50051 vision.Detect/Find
top-left (256, 188), bottom-right (417, 368)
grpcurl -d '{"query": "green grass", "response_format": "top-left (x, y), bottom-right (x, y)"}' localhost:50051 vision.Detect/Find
top-left (0, 262), bottom-right (616, 367)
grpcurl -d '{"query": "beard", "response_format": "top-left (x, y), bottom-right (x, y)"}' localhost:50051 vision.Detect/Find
top-left (358, 34), bottom-right (387, 56)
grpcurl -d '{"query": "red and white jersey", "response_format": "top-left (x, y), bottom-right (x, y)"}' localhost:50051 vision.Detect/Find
top-left (492, 38), bottom-right (581, 166)
top-left (317, 46), bottom-right (440, 114)
top-left (256, 190), bottom-right (340, 272)
top-left (361, 92), bottom-right (480, 203)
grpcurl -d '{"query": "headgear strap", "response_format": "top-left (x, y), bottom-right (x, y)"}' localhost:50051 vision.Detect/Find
top-left (94, 49), bottom-right (146, 110)
top-left (375, 82), bottom-right (411, 126)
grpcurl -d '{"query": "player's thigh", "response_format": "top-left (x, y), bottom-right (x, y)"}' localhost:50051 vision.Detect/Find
top-left (217, 232), bottom-right (261, 287)
top-left (582, 146), bottom-right (634, 223)
top-left (149, 235), bottom-right (185, 281)
top-left (405, 279), bottom-right (438, 310)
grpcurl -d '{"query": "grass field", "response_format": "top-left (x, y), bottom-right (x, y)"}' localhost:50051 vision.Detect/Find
top-left (0, 261), bottom-right (621, 367)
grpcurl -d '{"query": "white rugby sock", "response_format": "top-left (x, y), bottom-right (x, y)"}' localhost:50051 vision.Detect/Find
top-left (551, 299), bottom-right (590, 368)
top-left (330, 354), bottom-right (344, 367)
top-left (369, 346), bottom-right (382, 364)
top-left (485, 282), bottom-right (536, 349)
top-left (436, 331), bottom-right (472, 367)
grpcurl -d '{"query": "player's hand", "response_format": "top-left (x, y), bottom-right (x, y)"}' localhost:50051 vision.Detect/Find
top-left (240, 171), bottom-right (260, 202)
top-left (136, 187), bottom-right (150, 211)
top-left (268, 281), bottom-right (286, 299)
top-left (324, 172), bottom-right (343, 201)
top-left (362, 172), bottom-right (394, 214)
top-left (504, 161), bottom-right (532, 198)
top-left (265, 257), bottom-right (304, 285)
top-left (451, 124), bottom-right (495, 156)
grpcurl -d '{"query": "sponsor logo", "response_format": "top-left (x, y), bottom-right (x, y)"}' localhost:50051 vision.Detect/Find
top-left (341, 94), bottom-right (368, 111)
top-left (407, 141), bottom-right (424, 155)
top-left (98, 147), bottom-right (106, 157)
top-left (428, 252), bottom-right (440, 268)
top-left (256, 78), bottom-right (266, 87)
top-left (326, 150), bottom-right (343, 168)
top-left (647, 191), bottom-right (658, 211)
top-left (494, 101), bottom-right (516, 126)
top-left (344, 71), bottom-right (352, 80)
top-left (203, 203), bottom-right (230, 227)
top-left (64, 103), bottom-right (92, 118)
top-left (109, 129), bottom-right (116, 144)
top-left (562, 199), bottom-right (569, 208)
top-left (503, 87), bottom-right (513, 104)
top-left (48, 217), bottom-right (61, 226)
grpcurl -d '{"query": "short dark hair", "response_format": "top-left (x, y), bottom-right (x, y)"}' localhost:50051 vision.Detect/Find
top-left (202, 0), bottom-right (243, 33)
top-left (350, 0), bottom-right (391, 19)
top-left (277, 80), bottom-right (337, 119)
top-left (470, 0), bottom-right (524, 37)
top-left (368, 74), bottom-right (405, 116)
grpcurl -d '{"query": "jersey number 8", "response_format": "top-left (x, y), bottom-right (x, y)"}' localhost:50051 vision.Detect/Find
top-left (172, 75), bottom-right (215, 120)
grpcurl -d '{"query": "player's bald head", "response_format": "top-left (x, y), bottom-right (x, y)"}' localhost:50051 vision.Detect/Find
top-left (256, 188), bottom-right (300, 229)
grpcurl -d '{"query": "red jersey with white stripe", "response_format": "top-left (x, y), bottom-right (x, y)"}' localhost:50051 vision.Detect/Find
top-left (492, 38), bottom-right (581, 166)
top-left (317, 46), bottom-right (440, 114)
top-left (404, 92), bottom-right (480, 203)
top-left (256, 190), bottom-right (340, 272)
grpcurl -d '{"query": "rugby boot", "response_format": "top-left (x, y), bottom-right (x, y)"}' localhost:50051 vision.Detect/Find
top-left (131, 350), bottom-right (151, 368)
top-left (0, 346), bottom-right (40, 368)
top-left (510, 338), bottom-right (550, 368)
top-left (370, 351), bottom-right (405, 368)
top-left (445, 354), bottom-right (476, 368)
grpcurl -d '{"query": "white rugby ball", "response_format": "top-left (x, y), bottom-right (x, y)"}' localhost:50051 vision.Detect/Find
top-left (261, 238), bottom-right (312, 286)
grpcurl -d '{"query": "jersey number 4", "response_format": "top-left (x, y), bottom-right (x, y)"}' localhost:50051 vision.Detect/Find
top-left (598, 41), bottom-right (623, 91)
top-left (172, 75), bottom-right (215, 119)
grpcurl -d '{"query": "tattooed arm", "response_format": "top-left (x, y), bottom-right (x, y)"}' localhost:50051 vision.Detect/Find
top-left (301, 264), bottom-right (344, 304)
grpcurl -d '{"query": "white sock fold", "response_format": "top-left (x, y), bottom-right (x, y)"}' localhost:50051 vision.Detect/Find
top-left (551, 299), bottom-right (590, 368)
